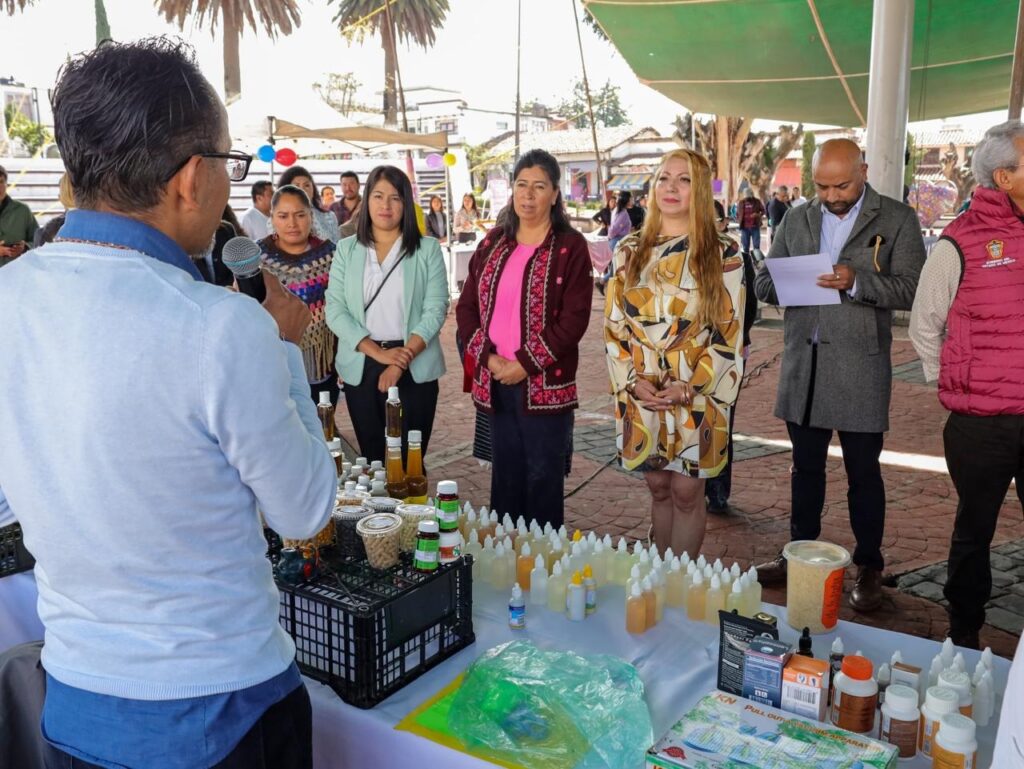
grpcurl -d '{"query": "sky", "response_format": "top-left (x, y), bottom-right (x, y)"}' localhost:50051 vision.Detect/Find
top-left (3, 0), bottom-right (685, 135)
top-left (2, 0), bottom-right (1007, 141)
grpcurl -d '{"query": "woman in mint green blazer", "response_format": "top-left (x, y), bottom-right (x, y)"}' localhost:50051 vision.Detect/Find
top-left (325, 165), bottom-right (449, 463)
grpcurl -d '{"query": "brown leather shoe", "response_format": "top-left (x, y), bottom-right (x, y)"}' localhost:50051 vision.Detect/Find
top-left (755, 554), bottom-right (787, 585)
top-left (850, 566), bottom-right (884, 612)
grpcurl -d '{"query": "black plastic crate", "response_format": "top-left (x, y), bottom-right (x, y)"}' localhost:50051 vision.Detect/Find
top-left (0, 523), bottom-right (34, 578)
top-left (277, 551), bottom-right (475, 708)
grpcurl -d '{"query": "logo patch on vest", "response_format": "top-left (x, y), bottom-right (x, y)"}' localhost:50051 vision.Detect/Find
top-left (982, 239), bottom-right (1016, 268)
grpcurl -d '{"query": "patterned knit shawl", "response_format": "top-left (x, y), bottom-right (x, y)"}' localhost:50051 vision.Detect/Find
top-left (259, 236), bottom-right (337, 383)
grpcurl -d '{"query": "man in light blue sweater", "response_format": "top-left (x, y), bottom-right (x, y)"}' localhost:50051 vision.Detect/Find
top-left (0, 39), bottom-right (337, 768)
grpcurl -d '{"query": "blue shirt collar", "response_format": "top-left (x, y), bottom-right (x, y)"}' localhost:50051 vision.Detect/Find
top-left (57, 209), bottom-right (203, 281)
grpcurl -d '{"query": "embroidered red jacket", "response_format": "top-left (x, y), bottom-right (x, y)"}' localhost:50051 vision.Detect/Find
top-left (455, 226), bottom-right (593, 414)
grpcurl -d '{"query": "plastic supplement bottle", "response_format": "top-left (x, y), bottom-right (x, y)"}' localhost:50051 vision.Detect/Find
top-left (938, 669), bottom-right (974, 717)
top-left (686, 570), bottom-right (706, 622)
top-left (529, 555), bottom-right (548, 607)
top-left (547, 562), bottom-right (567, 613)
top-left (508, 583), bottom-right (526, 630)
top-left (878, 683), bottom-right (919, 760)
top-left (920, 685), bottom-right (960, 757)
top-left (932, 713), bottom-right (978, 769)
top-left (831, 655), bottom-right (878, 734)
top-left (435, 480), bottom-right (460, 533)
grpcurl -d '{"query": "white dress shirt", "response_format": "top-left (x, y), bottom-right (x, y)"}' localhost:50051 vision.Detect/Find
top-left (363, 238), bottom-right (406, 341)
top-left (241, 206), bottom-right (270, 241)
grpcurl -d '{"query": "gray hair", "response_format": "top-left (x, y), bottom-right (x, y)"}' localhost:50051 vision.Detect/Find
top-left (972, 120), bottom-right (1024, 188)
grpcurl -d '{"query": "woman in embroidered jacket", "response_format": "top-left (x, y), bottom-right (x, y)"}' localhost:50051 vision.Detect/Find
top-left (259, 185), bottom-right (339, 405)
top-left (605, 149), bottom-right (746, 557)
top-left (456, 150), bottom-right (593, 528)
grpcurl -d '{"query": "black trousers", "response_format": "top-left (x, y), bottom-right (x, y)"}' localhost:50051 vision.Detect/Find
top-left (489, 382), bottom-right (573, 529)
top-left (309, 374), bottom-right (340, 409)
top-left (706, 390), bottom-right (740, 504)
top-left (50, 683), bottom-right (312, 769)
top-left (787, 343), bottom-right (886, 571)
top-left (342, 357), bottom-right (439, 464)
top-left (943, 412), bottom-right (1024, 634)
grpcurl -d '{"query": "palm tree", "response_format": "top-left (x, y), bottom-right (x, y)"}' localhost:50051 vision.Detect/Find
top-left (4, 0), bottom-right (111, 45)
top-left (155, 0), bottom-right (302, 105)
top-left (330, 0), bottom-right (450, 127)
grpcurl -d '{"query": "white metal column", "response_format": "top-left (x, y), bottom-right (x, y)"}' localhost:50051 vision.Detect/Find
top-left (864, 0), bottom-right (914, 200)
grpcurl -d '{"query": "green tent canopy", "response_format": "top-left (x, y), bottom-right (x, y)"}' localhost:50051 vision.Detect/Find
top-left (583, 0), bottom-right (1018, 126)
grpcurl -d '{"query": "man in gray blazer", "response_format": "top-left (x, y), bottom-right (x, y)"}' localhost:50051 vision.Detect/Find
top-left (754, 139), bottom-right (926, 611)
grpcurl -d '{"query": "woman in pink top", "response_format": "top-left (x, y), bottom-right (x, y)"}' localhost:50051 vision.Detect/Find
top-left (456, 150), bottom-right (593, 527)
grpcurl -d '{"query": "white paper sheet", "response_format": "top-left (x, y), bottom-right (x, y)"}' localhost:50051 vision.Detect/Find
top-left (765, 252), bottom-right (842, 306)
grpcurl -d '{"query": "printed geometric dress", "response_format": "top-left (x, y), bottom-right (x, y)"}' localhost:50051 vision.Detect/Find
top-left (259, 235), bottom-right (337, 384)
top-left (604, 233), bottom-right (746, 477)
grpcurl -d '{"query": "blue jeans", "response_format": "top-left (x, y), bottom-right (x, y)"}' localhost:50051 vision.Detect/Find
top-left (740, 227), bottom-right (760, 253)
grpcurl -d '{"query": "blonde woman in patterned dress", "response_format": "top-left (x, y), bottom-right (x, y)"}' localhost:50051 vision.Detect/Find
top-left (605, 149), bottom-right (746, 556)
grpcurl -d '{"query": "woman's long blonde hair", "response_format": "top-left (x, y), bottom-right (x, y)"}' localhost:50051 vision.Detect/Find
top-left (624, 148), bottom-right (725, 330)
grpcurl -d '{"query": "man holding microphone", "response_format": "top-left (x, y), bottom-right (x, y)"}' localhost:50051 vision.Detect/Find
top-left (0, 39), bottom-right (336, 768)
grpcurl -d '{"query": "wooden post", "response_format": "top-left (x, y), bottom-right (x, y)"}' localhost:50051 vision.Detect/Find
top-left (1009, 0), bottom-right (1024, 119)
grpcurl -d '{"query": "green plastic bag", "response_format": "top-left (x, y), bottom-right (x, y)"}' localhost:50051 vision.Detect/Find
top-left (447, 641), bottom-right (653, 769)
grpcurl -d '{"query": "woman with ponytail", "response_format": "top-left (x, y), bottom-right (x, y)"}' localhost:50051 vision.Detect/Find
top-left (604, 149), bottom-right (746, 556)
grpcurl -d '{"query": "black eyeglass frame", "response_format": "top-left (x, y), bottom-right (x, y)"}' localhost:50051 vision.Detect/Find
top-left (163, 151), bottom-right (253, 183)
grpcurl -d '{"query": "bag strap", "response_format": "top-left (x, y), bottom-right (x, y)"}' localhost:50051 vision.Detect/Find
top-left (364, 249), bottom-right (406, 313)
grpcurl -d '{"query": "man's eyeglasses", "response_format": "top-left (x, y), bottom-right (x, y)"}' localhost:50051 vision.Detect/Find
top-left (164, 151), bottom-right (253, 183)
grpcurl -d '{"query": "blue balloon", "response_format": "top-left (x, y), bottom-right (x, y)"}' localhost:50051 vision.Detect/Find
top-left (257, 145), bottom-right (276, 163)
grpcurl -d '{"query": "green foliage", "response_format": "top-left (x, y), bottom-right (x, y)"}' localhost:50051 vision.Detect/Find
top-left (801, 132), bottom-right (816, 195)
top-left (582, 7), bottom-right (607, 41)
top-left (5, 106), bottom-right (51, 156)
top-left (331, 0), bottom-right (449, 48)
top-left (557, 80), bottom-right (627, 129)
top-left (95, 0), bottom-right (110, 43)
top-left (314, 72), bottom-right (371, 116)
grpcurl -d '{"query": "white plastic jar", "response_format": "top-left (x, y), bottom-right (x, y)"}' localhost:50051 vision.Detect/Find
top-left (831, 655), bottom-right (878, 734)
top-left (919, 686), bottom-right (959, 757)
top-left (878, 683), bottom-right (918, 759)
top-left (938, 668), bottom-right (974, 717)
top-left (931, 713), bottom-right (978, 769)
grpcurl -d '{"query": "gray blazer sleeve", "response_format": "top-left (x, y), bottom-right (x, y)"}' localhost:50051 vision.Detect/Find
top-left (849, 206), bottom-right (925, 311)
top-left (754, 216), bottom-right (790, 306)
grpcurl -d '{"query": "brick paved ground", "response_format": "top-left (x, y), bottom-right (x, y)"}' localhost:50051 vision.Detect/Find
top-left (335, 294), bottom-right (1024, 658)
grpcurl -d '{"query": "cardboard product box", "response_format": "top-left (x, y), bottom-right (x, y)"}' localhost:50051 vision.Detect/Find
top-left (781, 655), bottom-right (830, 721)
top-left (889, 661), bottom-right (922, 696)
top-left (741, 637), bottom-right (792, 708)
top-left (646, 690), bottom-right (898, 769)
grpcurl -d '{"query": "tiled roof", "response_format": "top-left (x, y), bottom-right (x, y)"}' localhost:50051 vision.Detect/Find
top-left (487, 125), bottom-right (660, 158)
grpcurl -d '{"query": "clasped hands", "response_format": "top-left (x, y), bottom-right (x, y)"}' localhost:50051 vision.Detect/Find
top-left (374, 345), bottom-right (413, 392)
top-left (632, 378), bottom-right (696, 411)
top-left (0, 241), bottom-right (26, 259)
top-left (487, 354), bottom-right (528, 386)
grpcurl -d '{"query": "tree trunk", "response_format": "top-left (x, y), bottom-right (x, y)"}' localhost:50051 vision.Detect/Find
top-left (94, 0), bottom-right (111, 45)
top-left (381, 19), bottom-right (398, 128)
top-left (222, 4), bottom-right (241, 105)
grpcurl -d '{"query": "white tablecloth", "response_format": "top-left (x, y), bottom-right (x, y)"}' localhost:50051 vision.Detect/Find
top-left (1, 575), bottom-right (1011, 768)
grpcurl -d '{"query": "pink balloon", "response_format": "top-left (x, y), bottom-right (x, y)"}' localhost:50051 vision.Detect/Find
top-left (426, 153), bottom-right (444, 170)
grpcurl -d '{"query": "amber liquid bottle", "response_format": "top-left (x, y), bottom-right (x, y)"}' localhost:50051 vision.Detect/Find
top-left (405, 429), bottom-right (428, 504)
top-left (317, 391), bottom-right (335, 441)
top-left (385, 435), bottom-right (408, 500)
top-left (385, 386), bottom-right (402, 439)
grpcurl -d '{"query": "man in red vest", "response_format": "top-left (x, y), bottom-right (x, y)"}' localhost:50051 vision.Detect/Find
top-left (910, 119), bottom-right (1024, 650)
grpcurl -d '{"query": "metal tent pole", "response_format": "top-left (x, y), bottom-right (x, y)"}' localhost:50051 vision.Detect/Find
top-left (1009, 0), bottom-right (1024, 119)
top-left (864, 0), bottom-right (914, 200)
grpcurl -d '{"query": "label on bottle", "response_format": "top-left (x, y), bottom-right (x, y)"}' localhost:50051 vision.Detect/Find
top-left (439, 531), bottom-right (461, 563)
top-left (931, 741), bottom-right (974, 769)
top-left (509, 603), bottom-right (525, 630)
top-left (585, 585), bottom-right (596, 615)
top-left (880, 712), bottom-right (918, 758)
top-left (831, 688), bottom-right (877, 733)
top-left (920, 715), bottom-right (938, 755)
top-left (437, 497), bottom-right (459, 530)
top-left (413, 538), bottom-right (439, 571)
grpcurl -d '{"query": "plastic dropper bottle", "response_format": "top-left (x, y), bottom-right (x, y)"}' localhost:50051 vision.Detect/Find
top-left (490, 543), bottom-right (508, 589)
top-left (508, 583), bottom-right (525, 630)
top-left (705, 574), bottom-right (725, 624)
top-left (651, 569), bottom-right (665, 622)
top-left (591, 540), bottom-right (607, 586)
top-left (463, 529), bottom-right (482, 561)
top-left (626, 582), bottom-right (646, 634)
top-left (569, 542), bottom-right (585, 576)
top-left (385, 386), bottom-right (402, 438)
top-left (583, 564), bottom-right (597, 616)
top-left (517, 542), bottom-right (534, 590)
top-left (666, 558), bottom-right (685, 607)
top-left (726, 578), bottom-right (744, 613)
top-left (547, 562), bottom-right (567, 613)
top-left (632, 540), bottom-right (645, 568)
top-left (529, 555), bottom-right (548, 607)
top-left (744, 566), bottom-right (763, 615)
top-left (461, 507), bottom-right (477, 540)
top-left (547, 537), bottom-right (564, 572)
top-left (687, 570), bottom-right (706, 622)
top-left (479, 537), bottom-right (496, 582)
top-left (614, 538), bottom-right (630, 584)
top-left (566, 571), bottom-right (586, 621)
top-left (641, 576), bottom-right (656, 630)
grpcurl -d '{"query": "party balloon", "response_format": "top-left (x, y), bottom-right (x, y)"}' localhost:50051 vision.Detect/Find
top-left (275, 147), bottom-right (297, 167)
top-left (257, 144), bottom-right (276, 163)
top-left (425, 153), bottom-right (443, 170)
top-left (443, 152), bottom-right (457, 167)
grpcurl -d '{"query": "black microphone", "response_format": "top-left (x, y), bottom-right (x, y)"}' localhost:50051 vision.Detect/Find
top-left (222, 236), bottom-right (266, 303)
